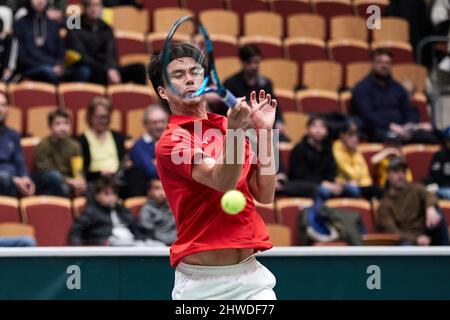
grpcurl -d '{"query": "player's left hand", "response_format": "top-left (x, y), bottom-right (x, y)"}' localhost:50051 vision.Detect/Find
top-left (250, 90), bottom-right (277, 130)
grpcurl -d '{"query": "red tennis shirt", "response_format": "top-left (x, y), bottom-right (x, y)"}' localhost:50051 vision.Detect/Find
top-left (156, 112), bottom-right (272, 267)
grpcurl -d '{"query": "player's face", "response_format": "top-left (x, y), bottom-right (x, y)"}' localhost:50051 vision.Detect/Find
top-left (373, 54), bottom-right (392, 78)
top-left (95, 187), bottom-right (118, 208)
top-left (144, 109), bottom-right (168, 140)
top-left (31, 0), bottom-right (48, 13)
top-left (308, 119), bottom-right (328, 143)
top-left (162, 57), bottom-right (206, 106)
top-left (0, 94), bottom-right (8, 123)
top-left (85, 0), bottom-right (103, 20)
top-left (148, 180), bottom-right (166, 204)
top-left (50, 116), bottom-right (71, 139)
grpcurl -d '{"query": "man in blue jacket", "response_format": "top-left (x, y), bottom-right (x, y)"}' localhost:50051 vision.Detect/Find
top-left (0, 92), bottom-right (35, 196)
top-left (351, 48), bottom-right (436, 144)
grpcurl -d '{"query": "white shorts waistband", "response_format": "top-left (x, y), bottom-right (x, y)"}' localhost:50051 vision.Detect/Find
top-left (177, 256), bottom-right (258, 276)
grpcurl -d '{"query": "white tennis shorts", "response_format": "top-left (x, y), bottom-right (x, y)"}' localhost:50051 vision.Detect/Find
top-left (172, 256), bottom-right (277, 300)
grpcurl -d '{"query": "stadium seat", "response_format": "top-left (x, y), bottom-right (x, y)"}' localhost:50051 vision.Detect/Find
top-left (0, 196), bottom-right (21, 223)
top-left (77, 109), bottom-right (122, 135)
top-left (346, 61), bottom-right (372, 89)
top-left (438, 200), bottom-right (450, 233)
top-left (239, 36), bottom-right (283, 59)
top-left (330, 15), bottom-right (368, 41)
top-left (329, 39), bottom-right (370, 85)
top-left (357, 143), bottom-right (383, 182)
top-left (287, 13), bottom-right (325, 39)
top-left (58, 83), bottom-right (106, 134)
top-left (243, 11), bottom-right (283, 38)
top-left (198, 34), bottom-right (238, 58)
top-left (0, 223), bottom-right (35, 238)
top-left (372, 17), bottom-right (409, 42)
top-left (339, 90), bottom-right (351, 114)
top-left (412, 93), bottom-right (430, 123)
top-left (153, 7), bottom-right (194, 34)
top-left (72, 197), bottom-right (86, 217)
top-left (266, 224), bottom-right (292, 246)
top-left (325, 198), bottom-right (374, 233)
top-left (8, 81), bottom-right (57, 134)
top-left (260, 59), bottom-right (298, 91)
top-left (312, 0), bottom-right (354, 37)
top-left (297, 89), bottom-right (341, 114)
top-left (274, 89), bottom-right (297, 112)
top-left (111, 6), bottom-right (149, 33)
top-left (27, 106), bottom-right (60, 138)
top-left (115, 31), bottom-right (147, 60)
top-left (141, 0), bottom-right (180, 31)
top-left (285, 37), bottom-right (328, 87)
top-left (5, 106), bottom-right (22, 135)
top-left (255, 201), bottom-right (277, 224)
top-left (21, 137), bottom-right (40, 175)
top-left (371, 41), bottom-right (414, 63)
top-left (283, 112), bottom-right (308, 144)
top-left (303, 60), bottom-right (342, 91)
top-left (271, 0), bottom-right (312, 16)
top-left (215, 57), bottom-right (241, 81)
top-left (124, 196), bottom-right (147, 219)
top-left (107, 84), bottom-right (155, 136)
top-left (402, 144), bottom-right (440, 182)
top-left (362, 233), bottom-right (400, 245)
top-left (118, 54), bottom-right (150, 67)
top-left (279, 142), bottom-right (293, 172)
top-left (126, 108), bottom-right (146, 139)
top-left (183, 0), bottom-right (225, 15)
top-left (392, 63), bottom-right (427, 93)
top-left (21, 196), bottom-right (73, 246)
top-left (354, 0), bottom-right (389, 18)
top-left (276, 198), bottom-right (314, 245)
top-left (227, 0), bottom-right (269, 15)
top-left (199, 9), bottom-right (239, 37)
top-left (146, 32), bottom-right (190, 52)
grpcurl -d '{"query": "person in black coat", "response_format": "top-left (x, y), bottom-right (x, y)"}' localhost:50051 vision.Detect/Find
top-left (68, 176), bottom-right (148, 246)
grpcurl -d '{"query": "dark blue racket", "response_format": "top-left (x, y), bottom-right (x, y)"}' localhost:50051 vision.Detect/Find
top-left (162, 15), bottom-right (237, 108)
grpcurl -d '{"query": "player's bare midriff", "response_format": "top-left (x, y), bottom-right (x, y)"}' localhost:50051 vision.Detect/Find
top-left (182, 248), bottom-right (255, 266)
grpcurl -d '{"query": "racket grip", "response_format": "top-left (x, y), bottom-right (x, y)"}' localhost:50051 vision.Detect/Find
top-left (222, 90), bottom-right (237, 108)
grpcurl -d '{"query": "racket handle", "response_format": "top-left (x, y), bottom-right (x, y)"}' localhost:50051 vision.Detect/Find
top-left (222, 90), bottom-right (237, 108)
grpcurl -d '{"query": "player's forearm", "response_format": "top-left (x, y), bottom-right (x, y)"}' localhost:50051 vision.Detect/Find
top-left (252, 129), bottom-right (276, 204)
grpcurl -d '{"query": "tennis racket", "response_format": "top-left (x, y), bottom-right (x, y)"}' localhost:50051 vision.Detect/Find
top-left (162, 15), bottom-right (237, 108)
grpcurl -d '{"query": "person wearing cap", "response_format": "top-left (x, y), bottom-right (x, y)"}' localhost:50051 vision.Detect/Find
top-left (379, 156), bottom-right (449, 246)
top-left (332, 120), bottom-right (382, 199)
top-left (426, 126), bottom-right (450, 199)
top-left (371, 131), bottom-right (413, 187)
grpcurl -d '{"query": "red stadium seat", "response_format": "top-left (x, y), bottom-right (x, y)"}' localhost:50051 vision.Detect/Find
top-left (239, 36), bottom-right (283, 59)
top-left (354, 0), bottom-right (389, 18)
top-left (153, 8), bottom-right (194, 34)
top-left (372, 41), bottom-right (414, 63)
top-left (285, 37), bottom-right (328, 87)
top-left (5, 106), bottom-right (23, 135)
top-left (141, 0), bottom-right (180, 31)
top-left (243, 11), bottom-right (283, 38)
top-left (357, 143), bottom-right (384, 182)
top-left (21, 137), bottom-right (40, 175)
top-left (325, 198), bottom-right (374, 233)
top-left (283, 112), bottom-right (308, 144)
top-left (412, 93), bottom-right (430, 123)
top-left (266, 224), bottom-right (292, 246)
top-left (183, 0), bottom-right (225, 15)
top-left (227, 0), bottom-right (269, 34)
top-left (303, 60), bottom-right (343, 91)
top-left (124, 196), bottom-right (147, 219)
top-left (255, 201), bottom-right (277, 224)
top-left (111, 6), bottom-right (149, 33)
top-left (372, 17), bottom-right (409, 43)
top-left (198, 34), bottom-right (238, 58)
top-left (277, 198), bottom-right (314, 245)
top-left (287, 13), bottom-right (326, 39)
top-left (402, 144), bottom-right (440, 182)
top-left (312, 0), bottom-right (354, 37)
top-left (346, 62), bottom-right (372, 89)
top-left (271, 0), bottom-right (312, 16)
top-left (147, 32), bottom-right (190, 53)
top-left (199, 10), bottom-right (239, 37)
top-left (297, 89), bottom-right (341, 114)
top-left (0, 223), bottom-right (35, 238)
top-left (260, 59), bottom-right (298, 91)
top-left (115, 31), bottom-right (147, 59)
top-left (339, 90), bottom-right (351, 114)
top-left (21, 196), bottom-right (73, 246)
top-left (330, 15), bottom-right (368, 41)
top-left (0, 197), bottom-right (21, 223)
top-left (8, 81), bottom-right (57, 135)
top-left (279, 142), bottom-right (293, 173)
top-left (274, 89), bottom-right (298, 112)
top-left (107, 84), bottom-right (156, 136)
top-left (58, 83), bottom-right (106, 134)
top-left (392, 63), bottom-right (427, 93)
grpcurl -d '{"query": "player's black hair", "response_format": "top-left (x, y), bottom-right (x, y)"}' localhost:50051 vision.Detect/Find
top-left (147, 42), bottom-right (206, 109)
top-left (48, 108), bottom-right (70, 127)
top-left (238, 44), bottom-right (262, 63)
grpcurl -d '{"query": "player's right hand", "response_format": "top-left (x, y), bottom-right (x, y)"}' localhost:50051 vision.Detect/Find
top-left (227, 97), bottom-right (252, 130)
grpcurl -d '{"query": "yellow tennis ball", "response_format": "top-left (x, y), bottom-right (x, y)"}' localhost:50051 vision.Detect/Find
top-left (221, 190), bottom-right (246, 215)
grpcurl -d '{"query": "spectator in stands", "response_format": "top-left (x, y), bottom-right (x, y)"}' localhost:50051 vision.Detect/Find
top-left (351, 48), bottom-right (436, 144)
top-left (0, 235), bottom-right (36, 246)
top-left (66, 0), bottom-right (147, 85)
top-left (78, 96), bottom-right (127, 184)
top-left (333, 120), bottom-right (382, 199)
top-left (0, 92), bottom-right (35, 196)
top-left (46, 0), bottom-right (66, 22)
top-left (128, 105), bottom-right (168, 196)
top-left (223, 44), bottom-right (288, 141)
top-left (68, 176), bottom-right (156, 246)
top-left (379, 156), bottom-right (449, 245)
top-left (34, 109), bottom-right (86, 197)
top-left (284, 115), bottom-right (348, 200)
top-left (14, 0), bottom-right (90, 84)
top-left (371, 132), bottom-right (413, 187)
top-left (431, 0), bottom-right (450, 72)
top-left (139, 179), bottom-right (177, 246)
top-left (426, 126), bottom-right (450, 199)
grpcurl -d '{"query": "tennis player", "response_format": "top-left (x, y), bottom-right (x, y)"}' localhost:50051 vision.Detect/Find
top-left (148, 43), bottom-right (278, 300)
